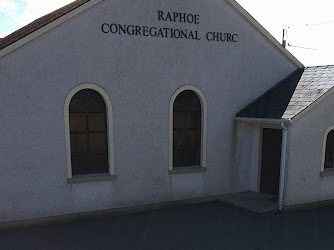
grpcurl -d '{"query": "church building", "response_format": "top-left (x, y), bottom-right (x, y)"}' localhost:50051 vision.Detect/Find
top-left (1, 0), bottom-right (333, 224)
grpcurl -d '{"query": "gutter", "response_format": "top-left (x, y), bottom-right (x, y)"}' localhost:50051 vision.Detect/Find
top-left (235, 117), bottom-right (292, 124)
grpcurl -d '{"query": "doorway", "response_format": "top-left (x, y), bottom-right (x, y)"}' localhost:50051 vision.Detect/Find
top-left (260, 128), bottom-right (282, 196)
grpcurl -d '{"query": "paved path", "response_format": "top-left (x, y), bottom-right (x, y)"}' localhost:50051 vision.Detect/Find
top-left (1, 201), bottom-right (334, 250)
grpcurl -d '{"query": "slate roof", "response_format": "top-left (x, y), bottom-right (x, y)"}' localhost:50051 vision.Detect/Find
top-left (236, 65), bottom-right (334, 120)
top-left (0, 0), bottom-right (90, 51)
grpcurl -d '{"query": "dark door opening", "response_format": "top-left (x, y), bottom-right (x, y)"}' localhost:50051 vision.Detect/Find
top-left (260, 128), bottom-right (282, 196)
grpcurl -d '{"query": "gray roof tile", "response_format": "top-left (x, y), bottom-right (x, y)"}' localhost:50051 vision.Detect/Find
top-left (236, 65), bottom-right (334, 120)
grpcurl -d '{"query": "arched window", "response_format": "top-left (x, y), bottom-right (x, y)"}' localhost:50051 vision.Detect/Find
top-left (69, 89), bottom-right (108, 175)
top-left (65, 84), bottom-right (115, 182)
top-left (324, 130), bottom-right (334, 169)
top-left (173, 90), bottom-right (202, 167)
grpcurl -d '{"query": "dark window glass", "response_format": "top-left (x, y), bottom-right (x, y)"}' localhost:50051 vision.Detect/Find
top-left (69, 89), bottom-right (108, 175)
top-left (325, 130), bottom-right (334, 169)
top-left (173, 90), bottom-right (201, 167)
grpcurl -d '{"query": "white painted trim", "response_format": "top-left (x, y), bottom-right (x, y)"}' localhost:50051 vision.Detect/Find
top-left (0, 0), bottom-right (104, 58)
top-left (224, 0), bottom-right (304, 68)
top-left (169, 85), bottom-right (207, 171)
top-left (320, 125), bottom-right (334, 173)
top-left (64, 83), bottom-right (115, 179)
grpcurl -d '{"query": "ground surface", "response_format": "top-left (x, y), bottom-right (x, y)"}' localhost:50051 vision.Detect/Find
top-left (1, 201), bottom-right (334, 250)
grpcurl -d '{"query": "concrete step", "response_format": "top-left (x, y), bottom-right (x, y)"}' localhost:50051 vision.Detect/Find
top-left (220, 191), bottom-right (278, 213)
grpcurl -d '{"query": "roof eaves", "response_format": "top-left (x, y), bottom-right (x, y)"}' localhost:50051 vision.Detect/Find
top-left (235, 117), bottom-right (292, 124)
top-left (224, 0), bottom-right (304, 68)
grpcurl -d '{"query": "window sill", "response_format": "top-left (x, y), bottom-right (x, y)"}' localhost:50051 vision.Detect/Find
top-left (320, 168), bottom-right (334, 178)
top-left (169, 165), bottom-right (207, 175)
top-left (67, 173), bottom-right (116, 184)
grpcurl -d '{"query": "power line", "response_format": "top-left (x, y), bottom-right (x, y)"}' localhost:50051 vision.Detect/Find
top-left (281, 25), bottom-right (318, 51)
top-left (288, 43), bottom-right (317, 51)
top-left (306, 20), bottom-right (334, 26)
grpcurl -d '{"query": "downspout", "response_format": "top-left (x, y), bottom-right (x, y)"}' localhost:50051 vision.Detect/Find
top-left (278, 122), bottom-right (288, 210)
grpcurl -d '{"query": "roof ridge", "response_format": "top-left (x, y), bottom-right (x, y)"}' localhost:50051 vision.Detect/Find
top-left (305, 65), bottom-right (334, 69)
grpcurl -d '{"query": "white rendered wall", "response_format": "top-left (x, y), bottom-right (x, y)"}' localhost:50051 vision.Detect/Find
top-left (233, 122), bottom-right (290, 194)
top-left (233, 122), bottom-right (261, 192)
top-left (0, 0), bottom-right (297, 222)
top-left (284, 92), bottom-right (334, 206)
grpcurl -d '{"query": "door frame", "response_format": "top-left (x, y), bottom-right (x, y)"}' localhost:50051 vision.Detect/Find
top-left (257, 124), bottom-right (283, 195)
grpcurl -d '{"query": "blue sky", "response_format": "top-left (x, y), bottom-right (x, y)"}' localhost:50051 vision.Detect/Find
top-left (0, 0), bottom-right (74, 37)
top-left (1, 0), bottom-right (333, 66)
top-left (0, 0), bottom-right (26, 36)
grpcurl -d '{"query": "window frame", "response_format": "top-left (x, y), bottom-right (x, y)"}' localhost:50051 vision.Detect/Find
top-left (64, 84), bottom-right (115, 182)
top-left (324, 130), bottom-right (334, 170)
top-left (169, 85), bottom-right (207, 173)
top-left (320, 125), bottom-right (334, 177)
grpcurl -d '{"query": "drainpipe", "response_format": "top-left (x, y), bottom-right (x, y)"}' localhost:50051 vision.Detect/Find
top-left (278, 122), bottom-right (288, 210)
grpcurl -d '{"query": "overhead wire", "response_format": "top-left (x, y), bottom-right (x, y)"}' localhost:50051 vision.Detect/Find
top-left (306, 20), bottom-right (334, 26)
top-left (282, 19), bottom-right (334, 51)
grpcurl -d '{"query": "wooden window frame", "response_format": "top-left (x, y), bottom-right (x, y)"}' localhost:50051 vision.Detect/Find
top-left (173, 90), bottom-right (202, 167)
top-left (64, 84), bottom-right (115, 182)
top-left (169, 85), bottom-right (207, 173)
top-left (69, 89), bottom-right (109, 175)
top-left (324, 130), bottom-right (334, 170)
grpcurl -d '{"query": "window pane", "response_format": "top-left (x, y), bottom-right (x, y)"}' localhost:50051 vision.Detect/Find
top-left (325, 130), bottom-right (334, 169)
top-left (186, 130), bottom-right (201, 165)
top-left (173, 112), bottom-right (186, 129)
top-left (173, 90), bottom-right (202, 167)
top-left (70, 113), bottom-right (86, 132)
top-left (71, 154), bottom-right (108, 175)
top-left (89, 134), bottom-right (106, 152)
top-left (173, 130), bottom-right (186, 149)
top-left (70, 134), bottom-right (87, 153)
top-left (69, 89), bottom-right (109, 176)
top-left (186, 112), bottom-right (201, 129)
top-left (71, 155), bottom-right (89, 175)
top-left (88, 113), bottom-right (105, 131)
top-left (173, 149), bottom-right (185, 167)
top-left (91, 154), bottom-right (108, 173)
top-left (70, 89), bottom-right (106, 113)
top-left (174, 90), bottom-right (201, 111)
